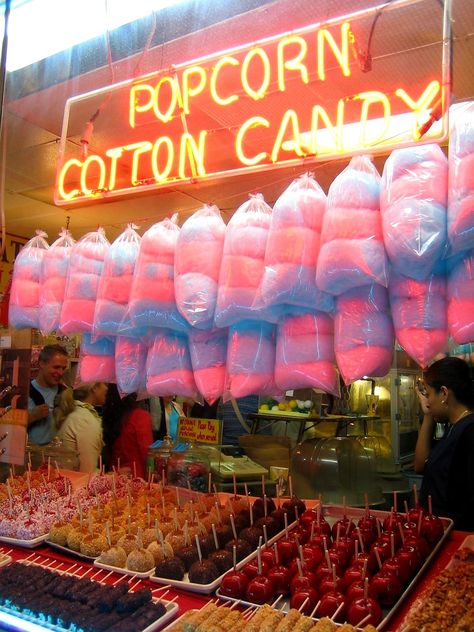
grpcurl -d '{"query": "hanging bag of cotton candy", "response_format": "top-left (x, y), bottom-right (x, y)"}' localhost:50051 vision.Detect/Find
top-left (389, 267), bottom-right (448, 368)
top-left (316, 155), bottom-right (388, 296)
top-left (447, 249), bottom-right (474, 344)
top-left (115, 335), bottom-right (148, 396)
top-left (258, 172), bottom-right (333, 312)
top-left (215, 194), bottom-right (280, 328)
top-left (380, 144), bottom-right (448, 281)
top-left (274, 309), bottom-right (340, 396)
top-left (93, 224), bottom-right (141, 337)
top-left (447, 102), bottom-right (474, 257)
top-left (335, 284), bottom-right (394, 384)
top-left (188, 328), bottom-right (228, 405)
top-left (9, 230), bottom-right (49, 329)
top-left (146, 328), bottom-right (198, 398)
top-left (39, 228), bottom-right (75, 334)
top-left (224, 320), bottom-right (278, 399)
top-left (127, 215), bottom-right (190, 334)
top-left (175, 205), bottom-right (225, 330)
top-left (60, 228), bottom-right (110, 334)
top-left (78, 333), bottom-right (116, 383)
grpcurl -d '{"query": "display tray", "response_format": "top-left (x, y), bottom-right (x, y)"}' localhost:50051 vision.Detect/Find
top-left (399, 534), bottom-right (474, 631)
top-left (0, 553), bottom-right (11, 569)
top-left (0, 558), bottom-right (179, 632)
top-left (149, 520), bottom-right (298, 595)
top-left (0, 533), bottom-right (48, 548)
top-left (160, 609), bottom-right (198, 632)
top-left (216, 503), bottom-right (453, 631)
top-left (45, 540), bottom-right (98, 562)
top-left (0, 598), bottom-right (178, 632)
top-left (256, 410), bottom-right (312, 418)
top-left (94, 559), bottom-right (156, 579)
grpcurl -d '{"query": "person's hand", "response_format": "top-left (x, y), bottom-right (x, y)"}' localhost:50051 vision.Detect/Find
top-left (29, 404), bottom-right (50, 424)
top-left (416, 381), bottom-right (430, 415)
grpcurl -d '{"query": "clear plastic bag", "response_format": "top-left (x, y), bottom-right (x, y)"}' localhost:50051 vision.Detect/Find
top-left (381, 144), bottom-right (448, 281)
top-left (115, 335), bottom-right (148, 396)
top-left (188, 328), bottom-right (228, 404)
top-left (275, 309), bottom-right (340, 396)
top-left (224, 320), bottom-right (277, 399)
top-left (39, 228), bottom-right (75, 333)
top-left (77, 333), bottom-right (116, 383)
top-left (335, 284), bottom-right (394, 384)
top-left (93, 223), bottom-right (141, 336)
top-left (259, 173), bottom-right (333, 310)
top-left (317, 155), bottom-right (388, 295)
top-left (126, 215), bottom-right (190, 333)
top-left (389, 270), bottom-right (447, 368)
top-left (146, 328), bottom-right (198, 398)
top-left (447, 102), bottom-right (474, 256)
top-left (9, 230), bottom-right (49, 329)
top-left (60, 227), bottom-right (110, 334)
top-left (175, 204), bottom-right (225, 329)
top-left (215, 194), bottom-right (281, 327)
top-left (447, 249), bottom-right (474, 344)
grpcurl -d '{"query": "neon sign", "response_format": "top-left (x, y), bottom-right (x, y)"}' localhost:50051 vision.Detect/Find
top-left (54, 0), bottom-right (451, 205)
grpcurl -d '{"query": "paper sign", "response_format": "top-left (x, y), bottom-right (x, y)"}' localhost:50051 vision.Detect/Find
top-left (0, 409), bottom-right (28, 466)
top-left (177, 416), bottom-right (222, 445)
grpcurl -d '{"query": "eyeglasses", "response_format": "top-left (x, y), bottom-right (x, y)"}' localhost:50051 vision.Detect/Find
top-left (417, 379), bottom-right (428, 397)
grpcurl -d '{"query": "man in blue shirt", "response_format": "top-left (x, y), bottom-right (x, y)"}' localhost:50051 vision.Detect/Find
top-left (28, 344), bottom-right (68, 445)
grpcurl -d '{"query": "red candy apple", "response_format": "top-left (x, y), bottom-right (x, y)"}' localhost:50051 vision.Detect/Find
top-left (220, 569), bottom-right (249, 599)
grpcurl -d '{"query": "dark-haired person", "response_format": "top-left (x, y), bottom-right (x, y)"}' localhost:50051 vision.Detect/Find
top-left (27, 344), bottom-right (69, 445)
top-left (415, 356), bottom-right (474, 530)
top-left (101, 384), bottom-right (153, 479)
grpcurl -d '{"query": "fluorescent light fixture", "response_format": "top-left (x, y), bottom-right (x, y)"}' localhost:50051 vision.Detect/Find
top-left (5, 0), bottom-right (186, 71)
top-left (0, 607), bottom-right (60, 632)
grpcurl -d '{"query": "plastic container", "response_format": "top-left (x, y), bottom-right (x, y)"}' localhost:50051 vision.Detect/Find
top-left (26, 436), bottom-right (79, 471)
top-left (146, 435), bottom-right (174, 482)
top-left (290, 436), bottom-right (384, 506)
top-left (166, 444), bottom-right (210, 492)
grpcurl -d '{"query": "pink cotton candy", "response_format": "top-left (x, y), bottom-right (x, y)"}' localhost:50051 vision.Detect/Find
top-left (270, 173), bottom-right (327, 230)
top-left (132, 277), bottom-right (176, 302)
top-left (454, 152), bottom-right (474, 194)
top-left (396, 329), bottom-right (448, 368)
top-left (321, 208), bottom-right (383, 242)
top-left (227, 373), bottom-right (275, 399)
top-left (335, 346), bottom-right (393, 384)
top-left (264, 226), bottom-right (320, 266)
top-left (42, 276), bottom-right (67, 302)
top-left (79, 354), bottom-right (116, 382)
top-left (193, 366), bottom-right (226, 405)
top-left (175, 241), bottom-right (223, 278)
top-left (380, 166), bottom-right (448, 209)
top-left (275, 360), bottom-right (338, 394)
top-left (219, 255), bottom-right (265, 288)
top-left (147, 369), bottom-right (197, 398)
top-left (60, 299), bottom-right (97, 334)
top-left (316, 239), bottom-right (388, 295)
top-left (448, 298), bottom-right (474, 344)
top-left (10, 279), bottom-right (40, 307)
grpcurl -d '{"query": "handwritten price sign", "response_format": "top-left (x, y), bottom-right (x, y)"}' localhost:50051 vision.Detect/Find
top-left (177, 416), bottom-right (222, 445)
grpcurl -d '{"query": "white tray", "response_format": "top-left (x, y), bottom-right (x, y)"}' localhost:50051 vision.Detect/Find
top-left (0, 554), bottom-right (12, 568)
top-left (45, 540), bottom-right (98, 562)
top-left (94, 558), bottom-right (156, 579)
top-left (0, 599), bottom-right (178, 632)
top-left (0, 533), bottom-right (48, 548)
top-left (160, 609), bottom-right (197, 632)
top-left (216, 504), bottom-right (453, 630)
top-left (149, 520), bottom-right (297, 595)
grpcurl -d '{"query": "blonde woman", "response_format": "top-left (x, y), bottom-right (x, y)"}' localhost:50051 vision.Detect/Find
top-left (55, 382), bottom-right (108, 473)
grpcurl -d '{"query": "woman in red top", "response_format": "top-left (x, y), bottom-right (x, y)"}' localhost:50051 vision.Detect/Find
top-left (102, 384), bottom-right (153, 479)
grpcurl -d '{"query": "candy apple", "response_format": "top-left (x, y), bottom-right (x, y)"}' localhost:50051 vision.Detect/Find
top-left (403, 533), bottom-right (430, 560)
top-left (358, 513), bottom-right (380, 536)
top-left (289, 588), bottom-right (319, 614)
top-left (301, 543), bottom-right (324, 569)
top-left (220, 569), bottom-right (249, 599)
top-left (314, 560), bottom-right (342, 588)
top-left (260, 547), bottom-right (276, 568)
top-left (245, 574), bottom-right (274, 604)
top-left (241, 558), bottom-right (270, 580)
top-left (343, 564), bottom-right (371, 591)
top-left (370, 569), bottom-right (403, 605)
top-left (396, 544), bottom-right (422, 575)
top-left (332, 516), bottom-right (355, 539)
top-left (420, 513), bottom-right (444, 546)
top-left (346, 580), bottom-right (377, 604)
top-left (267, 564), bottom-right (291, 595)
top-left (383, 511), bottom-right (404, 532)
top-left (319, 573), bottom-right (344, 596)
top-left (276, 536), bottom-right (298, 564)
top-left (347, 597), bottom-right (383, 626)
top-left (290, 571), bottom-right (318, 593)
top-left (350, 526), bottom-right (376, 550)
top-left (381, 555), bottom-right (411, 585)
top-left (282, 496), bottom-right (306, 520)
top-left (300, 508), bottom-right (318, 528)
top-left (327, 547), bottom-right (349, 570)
top-left (317, 591), bottom-right (346, 620)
